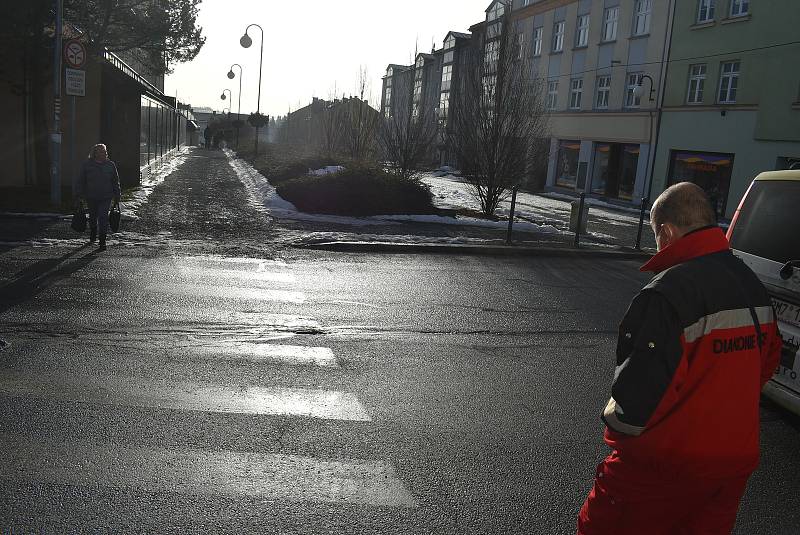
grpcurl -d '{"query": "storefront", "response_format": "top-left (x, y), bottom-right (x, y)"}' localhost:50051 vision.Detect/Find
top-left (667, 150), bottom-right (734, 219)
top-left (555, 140), bottom-right (580, 188)
top-left (590, 143), bottom-right (639, 201)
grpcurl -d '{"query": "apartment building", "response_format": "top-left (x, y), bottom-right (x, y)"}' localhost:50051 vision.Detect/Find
top-left (511, 0), bottom-right (670, 205)
top-left (651, 0), bottom-right (800, 219)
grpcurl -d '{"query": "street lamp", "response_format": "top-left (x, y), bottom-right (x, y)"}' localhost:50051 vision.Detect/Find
top-left (632, 74), bottom-right (656, 102)
top-left (220, 88), bottom-right (232, 105)
top-left (240, 23), bottom-right (264, 156)
top-left (227, 63), bottom-right (243, 148)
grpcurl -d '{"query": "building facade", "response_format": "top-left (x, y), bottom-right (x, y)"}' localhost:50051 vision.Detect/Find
top-left (379, 0), bottom-right (800, 215)
top-left (0, 21), bottom-right (193, 205)
top-left (511, 0), bottom-right (670, 205)
top-left (650, 0), bottom-right (800, 219)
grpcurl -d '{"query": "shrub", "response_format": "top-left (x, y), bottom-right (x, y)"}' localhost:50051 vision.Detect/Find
top-left (276, 165), bottom-right (437, 216)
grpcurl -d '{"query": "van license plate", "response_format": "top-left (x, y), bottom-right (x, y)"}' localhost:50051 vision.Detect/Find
top-left (772, 298), bottom-right (800, 329)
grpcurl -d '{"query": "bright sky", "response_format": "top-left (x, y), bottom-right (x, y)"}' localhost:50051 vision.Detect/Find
top-left (164, 0), bottom-right (491, 118)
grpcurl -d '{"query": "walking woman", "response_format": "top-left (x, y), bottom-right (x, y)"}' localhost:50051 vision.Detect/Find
top-left (76, 143), bottom-right (121, 251)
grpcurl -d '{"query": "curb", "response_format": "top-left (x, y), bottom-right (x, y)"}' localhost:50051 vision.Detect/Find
top-left (299, 241), bottom-right (653, 260)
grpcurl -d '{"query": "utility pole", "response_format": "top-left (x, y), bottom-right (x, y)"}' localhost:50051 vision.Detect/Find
top-left (51, 0), bottom-right (64, 205)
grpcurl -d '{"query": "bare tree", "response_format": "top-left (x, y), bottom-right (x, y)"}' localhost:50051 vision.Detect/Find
top-left (342, 67), bottom-right (380, 162)
top-left (448, 12), bottom-right (549, 217)
top-left (318, 91), bottom-right (343, 158)
top-left (378, 53), bottom-right (438, 180)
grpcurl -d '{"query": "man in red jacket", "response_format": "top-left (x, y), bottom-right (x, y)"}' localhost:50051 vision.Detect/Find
top-left (577, 182), bottom-right (782, 535)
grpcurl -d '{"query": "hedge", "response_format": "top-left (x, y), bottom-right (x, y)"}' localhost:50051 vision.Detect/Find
top-left (276, 166), bottom-right (437, 216)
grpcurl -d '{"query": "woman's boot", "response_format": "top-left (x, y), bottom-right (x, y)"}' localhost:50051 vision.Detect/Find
top-left (98, 233), bottom-right (107, 252)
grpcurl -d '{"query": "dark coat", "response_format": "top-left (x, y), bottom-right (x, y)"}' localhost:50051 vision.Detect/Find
top-left (77, 159), bottom-right (122, 200)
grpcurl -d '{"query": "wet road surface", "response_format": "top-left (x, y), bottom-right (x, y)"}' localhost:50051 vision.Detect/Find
top-left (1, 248), bottom-right (799, 534)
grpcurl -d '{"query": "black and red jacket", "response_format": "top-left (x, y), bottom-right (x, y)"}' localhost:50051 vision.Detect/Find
top-left (602, 226), bottom-right (782, 480)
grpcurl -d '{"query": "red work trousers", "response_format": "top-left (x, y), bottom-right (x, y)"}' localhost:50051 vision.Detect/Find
top-left (577, 456), bottom-right (750, 535)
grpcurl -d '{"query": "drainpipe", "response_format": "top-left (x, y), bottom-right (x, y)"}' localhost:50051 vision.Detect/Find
top-left (635, 0), bottom-right (676, 249)
top-left (50, 0), bottom-right (64, 205)
top-left (646, 0), bottom-right (676, 205)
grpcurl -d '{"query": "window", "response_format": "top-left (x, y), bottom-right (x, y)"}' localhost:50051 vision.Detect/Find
top-left (729, 0), bottom-right (749, 17)
top-left (484, 40), bottom-right (499, 72)
top-left (718, 61), bottom-right (740, 103)
top-left (516, 33), bottom-right (525, 59)
top-left (487, 22), bottom-right (502, 39)
top-left (556, 140), bottom-right (581, 188)
top-left (596, 75), bottom-right (611, 108)
top-left (570, 78), bottom-right (583, 109)
top-left (439, 92), bottom-right (449, 119)
top-left (633, 0), bottom-right (651, 36)
top-left (625, 72), bottom-right (644, 108)
top-left (443, 51), bottom-right (454, 64)
top-left (552, 21), bottom-right (565, 52)
top-left (547, 80), bottom-right (559, 111)
top-left (444, 36), bottom-right (456, 50)
top-left (728, 180), bottom-right (800, 264)
top-left (383, 86), bottom-right (392, 117)
top-left (603, 7), bottom-right (619, 41)
top-left (487, 2), bottom-right (505, 22)
top-left (667, 150), bottom-right (734, 218)
top-left (686, 64), bottom-right (706, 104)
top-left (441, 65), bottom-right (453, 91)
top-left (533, 26), bottom-right (543, 56)
top-left (576, 15), bottom-right (590, 47)
top-left (697, 0), bottom-right (715, 23)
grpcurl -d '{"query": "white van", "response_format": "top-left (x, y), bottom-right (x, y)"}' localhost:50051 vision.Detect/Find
top-left (727, 170), bottom-right (800, 415)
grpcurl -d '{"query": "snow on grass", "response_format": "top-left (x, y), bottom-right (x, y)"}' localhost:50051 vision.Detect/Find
top-left (225, 150), bottom-right (559, 235)
top-left (124, 147), bottom-right (190, 220)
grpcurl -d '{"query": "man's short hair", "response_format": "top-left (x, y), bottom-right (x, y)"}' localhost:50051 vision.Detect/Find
top-left (651, 182), bottom-right (717, 230)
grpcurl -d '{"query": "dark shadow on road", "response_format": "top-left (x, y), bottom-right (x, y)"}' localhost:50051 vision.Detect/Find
top-left (0, 244), bottom-right (98, 315)
top-left (0, 216), bottom-right (66, 252)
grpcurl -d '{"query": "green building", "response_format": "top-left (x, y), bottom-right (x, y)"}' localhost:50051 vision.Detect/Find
top-left (650, 0), bottom-right (800, 219)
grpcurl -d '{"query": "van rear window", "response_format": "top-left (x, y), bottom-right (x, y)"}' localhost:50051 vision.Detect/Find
top-left (729, 180), bottom-right (800, 264)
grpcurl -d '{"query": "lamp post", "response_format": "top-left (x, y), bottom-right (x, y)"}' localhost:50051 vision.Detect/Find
top-left (227, 63), bottom-right (243, 148)
top-left (240, 23), bottom-right (264, 156)
top-left (633, 74), bottom-right (657, 250)
top-left (220, 88), bottom-right (232, 106)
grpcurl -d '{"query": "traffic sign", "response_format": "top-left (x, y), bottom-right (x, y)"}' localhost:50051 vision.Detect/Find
top-left (65, 68), bottom-right (85, 97)
top-left (64, 40), bottom-right (86, 69)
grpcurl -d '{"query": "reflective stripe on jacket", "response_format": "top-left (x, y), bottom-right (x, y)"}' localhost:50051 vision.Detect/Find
top-left (602, 226), bottom-right (782, 480)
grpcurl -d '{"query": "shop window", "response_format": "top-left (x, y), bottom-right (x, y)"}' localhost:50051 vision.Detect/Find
top-left (668, 150), bottom-right (734, 218)
top-left (556, 140), bottom-right (581, 188)
top-left (590, 143), bottom-right (639, 200)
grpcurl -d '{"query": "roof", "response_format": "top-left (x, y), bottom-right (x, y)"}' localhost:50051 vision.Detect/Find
top-left (444, 31), bottom-right (472, 41)
top-left (754, 170), bottom-right (800, 181)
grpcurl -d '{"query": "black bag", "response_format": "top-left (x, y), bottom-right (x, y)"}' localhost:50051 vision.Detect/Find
top-left (109, 204), bottom-right (121, 233)
top-left (71, 208), bottom-right (87, 233)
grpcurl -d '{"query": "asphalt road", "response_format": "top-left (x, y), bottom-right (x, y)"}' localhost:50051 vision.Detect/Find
top-left (1, 246), bottom-right (799, 534)
top-left (0, 148), bottom-right (797, 534)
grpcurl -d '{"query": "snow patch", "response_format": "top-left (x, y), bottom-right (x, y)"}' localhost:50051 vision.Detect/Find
top-left (309, 166), bottom-right (346, 176)
top-left (225, 151), bottom-right (557, 234)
